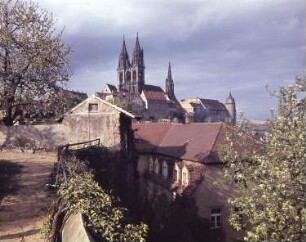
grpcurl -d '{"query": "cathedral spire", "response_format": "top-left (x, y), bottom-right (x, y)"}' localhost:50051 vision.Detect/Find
top-left (118, 37), bottom-right (130, 70)
top-left (167, 62), bottom-right (172, 80)
top-left (132, 33), bottom-right (144, 67)
top-left (165, 62), bottom-right (176, 102)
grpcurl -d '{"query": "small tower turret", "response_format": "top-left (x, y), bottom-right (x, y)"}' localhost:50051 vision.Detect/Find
top-left (165, 62), bottom-right (176, 101)
top-left (225, 91), bottom-right (236, 126)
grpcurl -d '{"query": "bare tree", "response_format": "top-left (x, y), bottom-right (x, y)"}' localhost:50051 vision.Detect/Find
top-left (0, 0), bottom-right (71, 125)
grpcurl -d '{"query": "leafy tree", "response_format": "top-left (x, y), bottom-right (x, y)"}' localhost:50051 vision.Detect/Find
top-left (221, 78), bottom-right (306, 241)
top-left (0, 0), bottom-right (71, 125)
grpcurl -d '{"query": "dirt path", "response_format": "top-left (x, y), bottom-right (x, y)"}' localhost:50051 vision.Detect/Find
top-left (0, 150), bottom-right (56, 242)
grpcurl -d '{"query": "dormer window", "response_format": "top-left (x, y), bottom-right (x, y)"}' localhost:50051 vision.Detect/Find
top-left (88, 103), bottom-right (98, 112)
top-left (154, 159), bottom-right (159, 175)
top-left (162, 161), bottom-right (168, 178)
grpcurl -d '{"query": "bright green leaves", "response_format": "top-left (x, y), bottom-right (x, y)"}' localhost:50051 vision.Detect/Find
top-left (222, 78), bottom-right (306, 242)
top-left (58, 158), bottom-right (148, 242)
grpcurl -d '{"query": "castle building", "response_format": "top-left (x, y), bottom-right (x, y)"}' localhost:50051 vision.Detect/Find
top-left (100, 35), bottom-right (184, 122)
top-left (180, 93), bottom-right (236, 126)
top-left (99, 34), bottom-right (236, 125)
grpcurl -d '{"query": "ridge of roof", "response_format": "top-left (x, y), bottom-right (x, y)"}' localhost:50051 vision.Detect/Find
top-left (143, 84), bottom-right (164, 92)
top-left (67, 94), bottom-right (135, 118)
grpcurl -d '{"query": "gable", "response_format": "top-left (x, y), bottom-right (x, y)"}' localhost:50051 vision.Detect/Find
top-left (66, 95), bottom-right (135, 118)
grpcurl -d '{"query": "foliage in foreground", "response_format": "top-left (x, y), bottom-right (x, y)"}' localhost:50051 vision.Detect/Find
top-left (221, 78), bottom-right (306, 242)
top-left (0, 0), bottom-right (71, 125)
top-left (55, 157), bottom-right (148, 242)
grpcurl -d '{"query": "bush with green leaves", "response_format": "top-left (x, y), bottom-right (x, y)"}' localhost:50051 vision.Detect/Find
top-left (55, 157), bottom-right (148, 242)
top-left (221, 78), bottom-right (306, 242)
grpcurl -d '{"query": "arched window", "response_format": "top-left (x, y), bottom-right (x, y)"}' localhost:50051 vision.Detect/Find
top-left (154, 159), bottom-right (159, 174)
top-left (162, 161), bottom-right (168, 178)
top-left (182, 165), bottom-right (189, 185)
top-left (149, 157), bottom-right (154, 172)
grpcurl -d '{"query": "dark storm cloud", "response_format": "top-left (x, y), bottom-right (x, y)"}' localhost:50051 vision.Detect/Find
top-left (41, 0), bottom-right (305, 120)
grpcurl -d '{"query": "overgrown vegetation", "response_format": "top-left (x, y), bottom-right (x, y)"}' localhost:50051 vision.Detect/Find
top-left (45, 155), bottom-right (148, 242)
top-left (221, 77), bottom-right (306, 242)
top-left (0, 0), bottom-right (71, 126)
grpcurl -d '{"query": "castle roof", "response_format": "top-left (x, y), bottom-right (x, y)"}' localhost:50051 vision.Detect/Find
top-left (133, 122), bottom-right (228, 163)
top-left (225, 92), bottom-right (235, 104)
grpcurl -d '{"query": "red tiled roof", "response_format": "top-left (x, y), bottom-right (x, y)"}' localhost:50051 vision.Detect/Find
top-left (133, 122), bottom-right (227, 163)
top-left (142, 84), bottom-right (168, 101)
top-left (199, 98), bottom-right (227, 111)
top-left (133, 123), bottom-right (173, 152)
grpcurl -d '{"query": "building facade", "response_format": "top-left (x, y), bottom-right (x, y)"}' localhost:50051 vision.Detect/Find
top-left (133, 122), bottom-right (243, 242)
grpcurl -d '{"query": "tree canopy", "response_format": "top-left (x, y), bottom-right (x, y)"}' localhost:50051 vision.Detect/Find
top-left (0, 0), bottom-right (71, 125)
top-left (221, 77), bottom-right (306, 242)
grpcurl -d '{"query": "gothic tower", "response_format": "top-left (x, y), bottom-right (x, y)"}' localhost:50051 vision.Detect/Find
top-left (131, 34), bottom-right (145, 94)
top-left (165, 62), bottom-right (176, 101)
top-left (225, 91), bottom-right (236, 126)
top-left (117, 37), bottom-right (131, 92)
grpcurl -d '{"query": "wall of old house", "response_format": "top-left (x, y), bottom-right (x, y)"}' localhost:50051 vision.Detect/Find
top-left (136, 154), bottom-right (242, 242)
top-left (142, 102), bottom-right (182, 121)
top-left (0, 98), bottom-right (130, 151)
top-left (63, 97), bottom-right (123, 150)
top-left (194, 164), bottom-right (241, 242)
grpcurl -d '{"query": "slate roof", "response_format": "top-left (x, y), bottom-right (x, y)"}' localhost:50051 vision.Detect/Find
top-left (133, 122), bottom-right (227, 163)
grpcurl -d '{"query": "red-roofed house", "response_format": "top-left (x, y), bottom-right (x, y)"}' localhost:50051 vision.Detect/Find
top-left (133, 122), bottom-right (243, 242)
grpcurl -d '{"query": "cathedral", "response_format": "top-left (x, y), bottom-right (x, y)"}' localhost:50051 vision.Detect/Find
top-left (99, 35), bottom-right (236, 125)
top-left (99, 35), bottom-right (184, 121)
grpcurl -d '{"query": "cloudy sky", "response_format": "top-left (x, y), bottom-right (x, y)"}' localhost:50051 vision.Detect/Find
top-left (40, 0), bottom-right (305, 120)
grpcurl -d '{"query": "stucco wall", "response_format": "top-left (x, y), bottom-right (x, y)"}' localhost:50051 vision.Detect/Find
top-left (136, 154), bottom-right (241, 242)
top-left (0, 98), bottom-right (126, 150)
top-left (62, 213), bottom-right (94, 242)
top-left (63, 96), bottom-right (122, 149)
top-left (194, 165), bottom-right (241, 242)
top-left (0, 124), bottom-right (67, 150)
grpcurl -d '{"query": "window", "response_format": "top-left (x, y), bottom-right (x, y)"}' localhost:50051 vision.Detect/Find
top-left (182, 166), bottom-right (189, 185)
top-left (88, 103), bottom-right (98, 112)
top-left (210, 208), bottom-right (222, 229)
top-left (149, 157), bottom-right (154, 172)
top-left (154, 159), bottom-right (159, 174)
top-left (162, 161), bottom-right (168, 178)
top-left (173, 163), bottom-right (180, 181)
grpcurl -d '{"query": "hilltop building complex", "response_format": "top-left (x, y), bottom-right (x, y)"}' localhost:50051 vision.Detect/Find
top-left (98, 35), bottom-right (236, 125)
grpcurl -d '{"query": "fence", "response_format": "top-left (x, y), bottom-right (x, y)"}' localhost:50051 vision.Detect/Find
top-left (55, 138), bottom-right (100, 186)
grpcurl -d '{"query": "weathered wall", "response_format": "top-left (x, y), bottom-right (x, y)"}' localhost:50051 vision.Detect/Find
top-left (136, 154), bottom-right (241, 242)
top-left (194, 165), bottom-right (241, 242)
top-left (61, 213), bottom-right (94, 242)
top-left (63, 96), bottom-right (122, 149)
top-left (0, 124), bottom-right (67, 150)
